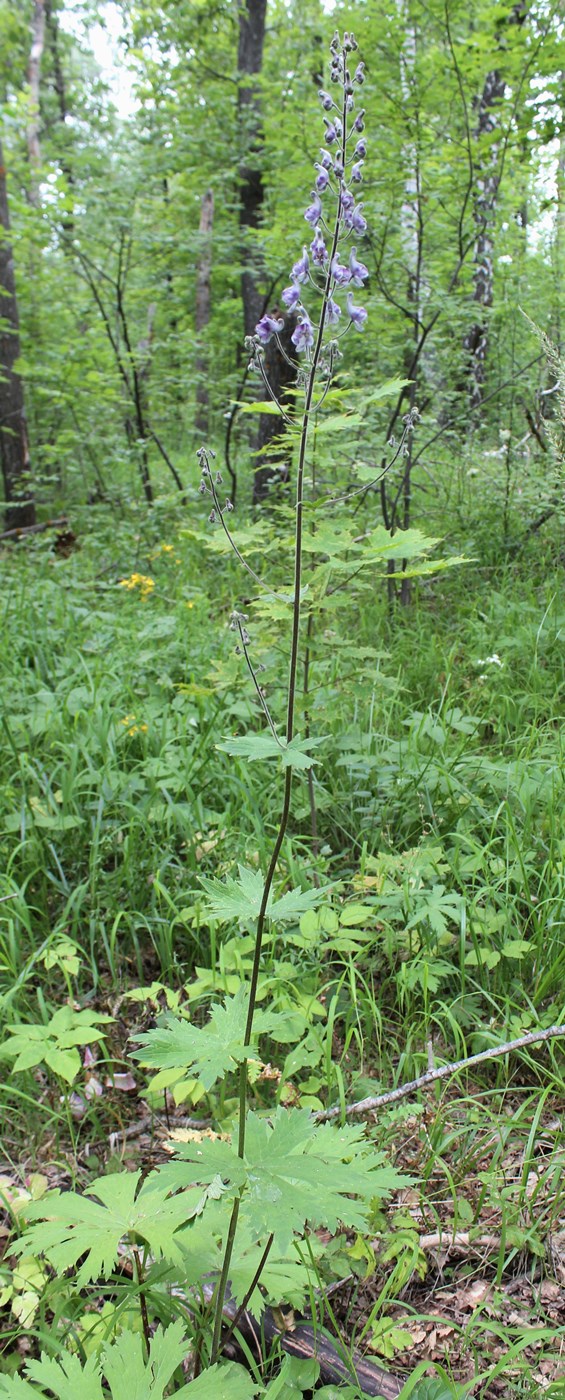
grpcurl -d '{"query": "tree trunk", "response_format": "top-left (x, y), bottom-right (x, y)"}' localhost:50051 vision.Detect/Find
top-left (253, 314), bottom-right (297, 501)
top-left (27, 0), bottom-right (46, 206)
top-left (0, 139), bottom-right (35, 530)
top-left (45, 0), bottom-right (75, 231)
top-left (237, 0), bottom-right (268, 338)
top-left (464, 2), bottom-right (528, 410)
top-left (195, 188), bottom-right (214, 439)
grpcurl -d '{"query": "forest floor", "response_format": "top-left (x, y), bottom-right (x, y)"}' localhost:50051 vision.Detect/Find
top-left (0, 505), bottom-right (564, 1397)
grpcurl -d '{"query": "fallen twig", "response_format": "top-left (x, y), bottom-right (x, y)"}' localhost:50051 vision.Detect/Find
top-left (0, 516), bottom-right (68, 541)
top-left (317, 1024), bottom-right (565, 1121)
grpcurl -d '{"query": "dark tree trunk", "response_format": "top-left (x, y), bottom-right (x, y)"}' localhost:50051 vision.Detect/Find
top-left (195, 188), bottom-right (214, 439)
top-left (0, 139), bottom-right (35, 530)
top-left (237, 0), bottom-right (268, 337)
top-left (253, 314), bottom-right (297, 501)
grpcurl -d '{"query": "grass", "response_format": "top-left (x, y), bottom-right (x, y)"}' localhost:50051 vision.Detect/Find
top-left (0, 489), bottom-right (564, 1395)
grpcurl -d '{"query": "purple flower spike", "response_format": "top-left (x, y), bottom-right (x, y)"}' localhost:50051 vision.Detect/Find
top-left (291, 247), bottom-right (310, 283)
top-left (349, 247), bottom-right (369, 285)
top-left (346, 291), bottom-right (367, 331)
top-left (255, 313), bottom-right (285, 344)
top-left (320, 148), bottom-right (333, 170)
top-left (315, 164), bottom-right (330, 193)
top-left (354, 138), bottom-right (367, 159)
top-left (304, 190), bottom-right (323, 226)
top-left (282, 282), bottom-right (302, 311)
top-left (326, 297), bottom-right (342, 326)
top-left (319, 89), bottom-right (334, 111)
top-left (292, 313), bottom-right (314, 353)
top-left (324, 119), bottom-right (338, 144)
top-left (351, 161), bottom-right (363, 183)
top-left (331, 255), bottom-right (351, 286)
top-left (310, 225), bottom-right (328, 266)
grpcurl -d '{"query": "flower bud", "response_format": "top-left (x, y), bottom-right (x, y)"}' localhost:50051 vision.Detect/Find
top-left (318, 89), bottom-right (333, 111)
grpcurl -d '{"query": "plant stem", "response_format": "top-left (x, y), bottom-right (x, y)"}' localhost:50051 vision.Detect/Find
top-left (210, 74), bottom-right (349, 1368)
top-left (133, 1247), bottom-right (151, 1358)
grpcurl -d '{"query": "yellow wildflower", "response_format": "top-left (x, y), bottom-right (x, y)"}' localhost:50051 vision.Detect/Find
top-left (119, 573), bottom-right (155, 600)
top-left (120, 714), bottom-right (148, 737)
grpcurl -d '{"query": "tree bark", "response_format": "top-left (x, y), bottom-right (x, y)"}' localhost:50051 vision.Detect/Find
top-left (237, 0), bottom-right (268, 338)
top-left (195, 188), bottom-right (214, 439)
top-left (253, 314), bottom-right (297, 501)
top-left (45, 0), bottom-right (74, 231)
top-left (27, 0), bottom-right (46, 206)
top-left (0, 139), bottom-right (35, 530)
top-left (464, 2), bottom-right (528, 410)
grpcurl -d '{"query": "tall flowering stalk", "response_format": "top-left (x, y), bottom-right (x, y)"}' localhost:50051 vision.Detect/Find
top-left (201, 31), bottom-right (369, 1362)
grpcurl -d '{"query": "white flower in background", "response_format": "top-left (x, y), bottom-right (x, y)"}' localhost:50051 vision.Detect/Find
top-left (475, 654), bottom-right (504, 668)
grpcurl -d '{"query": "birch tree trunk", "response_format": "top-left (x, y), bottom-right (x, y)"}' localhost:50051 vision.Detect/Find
top-left (195, 188), bottom-right (214, 439)
top-left (0, 139), bottom-right (35, 530)
top-left (464, 2), bottom-right (528, 410)
top-left (27, 0), bottom-right (46, 206)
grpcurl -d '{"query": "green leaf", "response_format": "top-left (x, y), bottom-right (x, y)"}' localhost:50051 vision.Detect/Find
top-left (217, 733), bottom-right (326, 771)
top-left (133, 988), bottom-right (250, 1090)
top-left (6, 1324), bottom-right (257, 1400)
top-left (200, 865), bottom-right (325, 926)
top-left (0, 1008), bottom-right (112, 1084)
top-left (168, 1110), bottom-right (411, 1255)
top-left (362, 377), bottom-right (411, 404)
top-left (235, 400), bottom-right (281, 414)
top-left (14, 1171), bottom-right (191, 1285)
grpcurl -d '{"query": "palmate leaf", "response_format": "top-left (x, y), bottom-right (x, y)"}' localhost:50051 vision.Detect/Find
top-left (168, 1109), bottom-right (411, 1255)
top-left (217, 733), bottom-right (325, 771)
top-left (13, 1170), bottom-right (191, 1286)
top-left (200, 864), bottom-right (326, 926)
top-left (0, 1324), bottom-right (257, 1400)
top-left (133, 987), bottom-right (250, 1090)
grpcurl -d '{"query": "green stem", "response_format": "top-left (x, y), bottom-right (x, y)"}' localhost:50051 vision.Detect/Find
top-left (210, 69), bottom-right (349, 1369)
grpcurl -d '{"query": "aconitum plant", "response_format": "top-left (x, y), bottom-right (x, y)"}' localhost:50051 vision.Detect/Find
top-left (197, 30), bottom-right (376, 1363)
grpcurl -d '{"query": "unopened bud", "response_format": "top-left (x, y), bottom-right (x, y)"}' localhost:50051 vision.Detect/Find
top-left (208, 509), bottom-right (216, 524)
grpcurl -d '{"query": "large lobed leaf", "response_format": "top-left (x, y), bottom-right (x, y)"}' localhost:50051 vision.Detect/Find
top-left (0, 1323), bottom-right (257, 1400)
top-left (165, 1109), bottom-right (412, 1255)
top-left (12, 1171), bottom-right (192, 1286)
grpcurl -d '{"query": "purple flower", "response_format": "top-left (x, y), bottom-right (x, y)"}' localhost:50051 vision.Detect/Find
top-left (326, 297), bottom-right (341, 326)
top-left (353, 110), bottom-right (365, 132)
top-left (343, 200), bottom-right (367, 234)
top-left (324, 120), bottom-right (338, 145)
top-left (354, 138), bottom-right (367, 159)
top-left (347, 291), bottom-right (367, 331)
top-left (350, 205), bottom-right (367, 234)
top-left (315, 164), bottom-right (330, 193)
top-left (292, 247), bottom-right (309, 283)
top-left (319, 148), bottom-right (333, 170)
top-left (346, 94), bottom-right (355, 113)
top-left (331, 256), bottom-right (351, 286)
top-left (319, 89), bottom-right (334, 111)
top-left (341, 189), bottom-right (354, 213)
top-left (351, 161), bottom-right (363, 183)
top-left (310, 226), bottom-right (328, 266)
top-left (304, 190), bottom-right (323, 226)
top-left (333, 156), bottom-right (344, 178)
top-left (355, 63), bottom-right (365, 84)
top-left (292, 313), bottom-right (314, 353)
top-left (349, 247), bottom-right (369, 285)
top-left (282, 282), bottom-right (302, 311)
top-left (255, 313), bottom-right (284, 344)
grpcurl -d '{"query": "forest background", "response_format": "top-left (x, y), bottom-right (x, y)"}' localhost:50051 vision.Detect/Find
top-left (0, 1), bottom-right (565, 1397)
